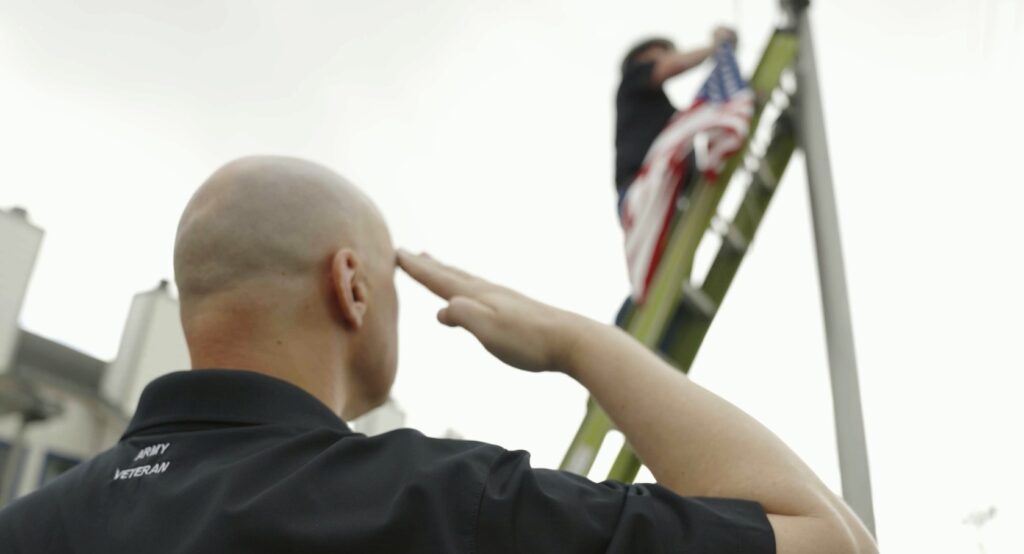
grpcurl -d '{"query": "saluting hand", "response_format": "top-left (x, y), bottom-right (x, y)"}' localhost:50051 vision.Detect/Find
top-left (396, 249), bottom-right (588, 374)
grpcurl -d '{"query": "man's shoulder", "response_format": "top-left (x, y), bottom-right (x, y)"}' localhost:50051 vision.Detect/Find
top-left (617, 61), bottom-right (660, 98)
top-left (346, 428), bottom-right (507, 472)
top-left (316, 428), bottom-right (523, 502)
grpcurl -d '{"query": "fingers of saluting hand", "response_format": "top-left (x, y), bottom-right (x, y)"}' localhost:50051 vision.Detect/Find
top-left (438, 295), bottom-right (496, 330)
top-left (396, 248), bottom-right (479, 300)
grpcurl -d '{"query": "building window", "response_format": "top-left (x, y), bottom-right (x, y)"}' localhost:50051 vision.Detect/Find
top-left (0, 440), bottom-right (25, 504)
top-left (38, 452), bottom-right (80, 488)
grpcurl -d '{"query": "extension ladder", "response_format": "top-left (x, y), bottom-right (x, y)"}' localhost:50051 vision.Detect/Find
top-left (560, 29), bottom-right (800, 483)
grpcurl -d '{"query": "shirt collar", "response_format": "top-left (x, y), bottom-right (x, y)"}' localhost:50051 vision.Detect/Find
top-left (122, 368), bottom-right (352, 439)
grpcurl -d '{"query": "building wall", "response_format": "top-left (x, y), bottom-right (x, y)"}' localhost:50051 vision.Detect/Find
top-left (0, 382), bottom-right (125, 503)
top-left (0, 208), bottom-right (43, 378)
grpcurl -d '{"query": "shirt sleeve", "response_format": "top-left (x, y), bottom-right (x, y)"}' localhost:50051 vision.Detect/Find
top-left (619, 61), bottom-right (658, 95)
top-left (474, 449), bottom-right (775, 554)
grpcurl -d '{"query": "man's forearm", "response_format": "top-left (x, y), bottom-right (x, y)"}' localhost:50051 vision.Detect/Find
top-left (396, 250), bottom-right (874, 553)
top-left (652, 47), bottom-right (713, 85)
top-left (672, 47), bottom-right (714, 70)
top-left (565, 317), bottom-right (825, 512)
top-left (563, 316), bottom-right (875, 552)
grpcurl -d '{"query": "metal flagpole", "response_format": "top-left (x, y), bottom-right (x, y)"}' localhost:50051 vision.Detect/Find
top-left (786, 0), bottom-right (876, 535)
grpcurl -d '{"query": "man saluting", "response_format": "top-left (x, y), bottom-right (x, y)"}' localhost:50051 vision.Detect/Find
top-left (0, 156), bottom-right (875, 553)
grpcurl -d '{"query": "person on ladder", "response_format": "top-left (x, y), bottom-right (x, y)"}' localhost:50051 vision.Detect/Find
top-left (614, 26), bottom-right (750, 324)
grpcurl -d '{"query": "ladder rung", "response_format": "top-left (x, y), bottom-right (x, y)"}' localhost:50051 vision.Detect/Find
top-left (723, 223), bottom-right (749, 254)
top-left (755, 162), bottom-right (778, 191)
top-left (711, 215), bottom-right (750, 254)
top-left (682, 283), bottom-right (718, 319)
top-left (563, 445), bottom-right (596, 476)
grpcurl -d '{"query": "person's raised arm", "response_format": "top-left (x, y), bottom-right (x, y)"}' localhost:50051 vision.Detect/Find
top-left (652, 26), bottom-right (738, 86)
top-left (397, 249), bottom-right (877, 554)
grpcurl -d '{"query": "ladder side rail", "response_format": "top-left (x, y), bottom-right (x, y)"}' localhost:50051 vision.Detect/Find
top-left (663, 118), bottom-right (797, 370)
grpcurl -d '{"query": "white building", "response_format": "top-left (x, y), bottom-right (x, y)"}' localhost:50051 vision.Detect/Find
top-left (0, 205), bottom-right (192, 506)
top-left (0, 206), bottom-right (406, 507)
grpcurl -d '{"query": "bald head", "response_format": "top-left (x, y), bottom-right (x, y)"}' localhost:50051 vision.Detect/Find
top-left (175, 156), bottom-right (386, 303)
top-left (174, 156), bottom-right (400, 418)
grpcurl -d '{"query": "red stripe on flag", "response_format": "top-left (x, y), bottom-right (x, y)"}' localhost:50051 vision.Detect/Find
top-left (638, 156), bottom-right (691, 302)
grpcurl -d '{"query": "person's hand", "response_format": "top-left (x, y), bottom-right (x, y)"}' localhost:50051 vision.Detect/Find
top-left (712, 26), bottom-right (738, 49)
top-left (397, 249), bottom-right (587, 374)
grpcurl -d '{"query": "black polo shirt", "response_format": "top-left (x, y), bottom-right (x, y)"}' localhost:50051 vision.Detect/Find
top-left (615, 61), bottom-right (678, 192)
top-left (0, 369), bottom-right (774, 553)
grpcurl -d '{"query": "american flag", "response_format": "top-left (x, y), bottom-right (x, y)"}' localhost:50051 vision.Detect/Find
top-left (620, 42), bottom-right (754, 303)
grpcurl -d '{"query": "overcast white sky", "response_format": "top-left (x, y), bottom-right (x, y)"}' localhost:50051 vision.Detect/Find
top-left (2, 0), bottom-right (1023, 551)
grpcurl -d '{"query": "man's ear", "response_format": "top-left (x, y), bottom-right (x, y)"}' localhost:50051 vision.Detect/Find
top-left (331, 248), bottom-right (368, 329)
